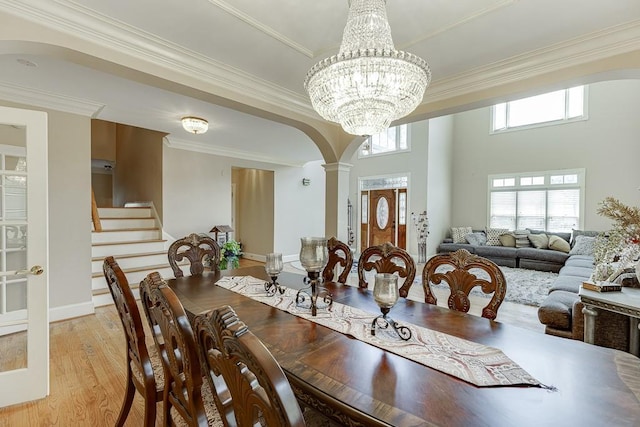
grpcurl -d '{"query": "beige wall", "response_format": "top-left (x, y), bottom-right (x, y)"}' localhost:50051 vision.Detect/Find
top-left (91, 119), bottom-right (116, 161)
top-left (113, 124), bottom-right (165, 220)
top-left (450, 79), bottom-right (640, 232)
top-left (234, 168), bottom-right (275, 257)
top-left (91, 172), bottom-right (113, 207)
top-left (0, 100), bottom-right (92, 313)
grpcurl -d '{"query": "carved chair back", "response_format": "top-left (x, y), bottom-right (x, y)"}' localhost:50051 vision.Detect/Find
top-left (139, 272), bottom-right (211, 426)
top-left (322, 237), bottom-right (353, 284)
top-left (103, 256), bottom-right (162, 427)
top-left (194, 305), bottom-right (306, 427)
top-left (168, 233), bottom-right (220, 278)
top-left (357, 242), bottom-right (416, 298)
top-left (422, 249), bottom-right (507, 320)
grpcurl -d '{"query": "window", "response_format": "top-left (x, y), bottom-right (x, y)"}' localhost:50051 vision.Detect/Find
top-left (488, 169), bottom-right (584, 232)
top-left (491, 86), bottom-right (586, 132)
top-left (359, 124), bottom-right (409, 158)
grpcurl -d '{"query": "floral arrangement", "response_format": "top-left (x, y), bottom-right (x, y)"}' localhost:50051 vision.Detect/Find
top-left (411, 211), bottom-right (429, 242)
top-left (594, 197), bottom-right (640, 281)
top-left (219, 239), bottom-right (242, 270)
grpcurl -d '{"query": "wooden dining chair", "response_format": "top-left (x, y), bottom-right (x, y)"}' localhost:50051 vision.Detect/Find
top-left (102, 256), bottom-right (163, 427)
top-left (357, 242), bottom-right (416, 298)
top-left (422, 249), bottom-right (507, 320)
top-left (168, 233), bottom-right (221, 278)
top-left (139, 272), bottom-right (223, 426)
top-left (194, 305), bottom-right (306, 427)
top-left (322, 237), bottom-right (353, 284)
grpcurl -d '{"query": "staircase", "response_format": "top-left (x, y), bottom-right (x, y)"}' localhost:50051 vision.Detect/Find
top-left (91, 206), bottom-right (175, 307)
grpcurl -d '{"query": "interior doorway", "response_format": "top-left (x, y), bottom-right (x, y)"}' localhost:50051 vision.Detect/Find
top-left (359, 175), bottom-right (408, 252)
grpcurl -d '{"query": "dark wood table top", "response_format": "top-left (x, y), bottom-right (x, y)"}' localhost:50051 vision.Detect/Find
top-left (167, 266), bottom-right (640, 427)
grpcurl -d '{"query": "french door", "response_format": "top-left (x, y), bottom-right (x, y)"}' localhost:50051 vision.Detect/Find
top-left (360, 188), bottom-right (407, 251)
top-left (0, 106), bottom-right (49, 407)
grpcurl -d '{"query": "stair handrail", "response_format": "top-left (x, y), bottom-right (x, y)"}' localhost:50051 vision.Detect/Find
top-left (91, 188), bottom-right (102, 232)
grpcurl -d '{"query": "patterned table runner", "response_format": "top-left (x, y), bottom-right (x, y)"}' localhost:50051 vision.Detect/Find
top-left (216, 276), bottom-right (545, 388)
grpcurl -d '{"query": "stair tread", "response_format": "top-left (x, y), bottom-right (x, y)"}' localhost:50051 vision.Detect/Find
top-left (92, 227), bottom-right (159, 233)
top-left (92, 239), bottom-right (166, 247)
top-left (91, 262), bottom-right (177, 278)
top-left (92, 251), bottom-right (167, 262)
top-left (99, 217), bottom-right (155, 220)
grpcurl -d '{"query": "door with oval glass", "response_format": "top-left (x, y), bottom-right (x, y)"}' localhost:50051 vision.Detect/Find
top-left (369, 189), bottom-right (396, 248)
top-left (0, 106), bottom-right (49, 407)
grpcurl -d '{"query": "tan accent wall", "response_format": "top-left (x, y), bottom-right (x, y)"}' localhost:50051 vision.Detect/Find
top-left (234, 167), bottom-right (274, 256)
top-left (91, 172), bottom-right (113, 207)
top-left (113, 124), bottom-right (166, 220)
top-left (90, 119), bottom-right (116, 161)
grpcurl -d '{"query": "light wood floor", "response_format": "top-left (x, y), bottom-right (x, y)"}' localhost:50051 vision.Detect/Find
top-left (0, 258), bottom-right (543, 425)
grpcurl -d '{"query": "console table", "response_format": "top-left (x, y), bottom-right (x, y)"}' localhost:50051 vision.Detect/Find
top-left (580, 286), bottom-right (640, 356)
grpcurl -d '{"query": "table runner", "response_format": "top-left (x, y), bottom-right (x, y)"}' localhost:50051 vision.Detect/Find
top-left (216, 276), bottom-right (546, 388)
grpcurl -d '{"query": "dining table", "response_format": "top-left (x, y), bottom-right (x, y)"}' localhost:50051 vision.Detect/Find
top-left (166, 265), bottom-right (640, 427)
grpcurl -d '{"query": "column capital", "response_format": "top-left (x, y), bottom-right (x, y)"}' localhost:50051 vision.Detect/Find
top-left (322, 162), bottom-right (353, 173)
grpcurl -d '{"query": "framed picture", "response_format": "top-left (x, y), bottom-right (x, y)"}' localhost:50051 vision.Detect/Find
top-left (217, 235), bottom-right (227, 245)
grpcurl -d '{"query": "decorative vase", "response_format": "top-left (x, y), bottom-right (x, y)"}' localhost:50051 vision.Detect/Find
top-left (418, 241), bottom-right (427, 264)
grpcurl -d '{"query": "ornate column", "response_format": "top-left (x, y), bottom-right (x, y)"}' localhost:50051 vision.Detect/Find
top-left (323, 162), bottom-right (353, 243)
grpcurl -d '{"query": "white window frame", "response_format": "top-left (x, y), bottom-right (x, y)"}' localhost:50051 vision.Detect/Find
top-left (358, 124), bottom-right (410, 159)
top-left (490, 86), bottom-right (589, 134)
top-left (487, 169), bottom-right (585, 232)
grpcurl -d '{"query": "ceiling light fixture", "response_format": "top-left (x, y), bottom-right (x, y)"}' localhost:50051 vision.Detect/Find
top-left (181, 116), bottom-right (209, 134)
top-left (304, 0), bottom-right (431, 136)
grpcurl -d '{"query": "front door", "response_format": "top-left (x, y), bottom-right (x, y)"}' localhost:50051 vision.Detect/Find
top-left (0, 106), bottom-right (49, 407)
top-left (369, 189), bottom-right (396, 247)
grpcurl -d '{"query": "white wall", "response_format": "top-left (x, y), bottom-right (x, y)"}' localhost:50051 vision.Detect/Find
top-left (450, 79), bottom-right (640, 232)
top-left (274, 160), bottom-right (325, 261)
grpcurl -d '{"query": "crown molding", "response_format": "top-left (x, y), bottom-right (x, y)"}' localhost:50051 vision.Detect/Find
top-left (163, 137), bottom-right (305, 168)
top-left (0, 0), bottom-right (317, 118)
top-left (0, 81), bottom-right (104, 116)
top-left (425, 19), bottom-right (640, 104)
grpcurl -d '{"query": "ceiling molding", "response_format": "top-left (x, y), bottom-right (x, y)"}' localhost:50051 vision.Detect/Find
top-left (206, 0), bottom-right (314, 58)
top-left (0, 0), bottom-right (318, 118)
top-left (163, 136), bottom-right (306, 168)
top-left (400, 0), bottom-right (515, 50)
top-left (424, 19), bottom-right (640, 104)
top-left (0, 81), bottom-right (104, 116)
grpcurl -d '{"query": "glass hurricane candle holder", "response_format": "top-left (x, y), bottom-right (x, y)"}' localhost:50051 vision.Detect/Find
top-left (264, 253), bottom-right (285, 296)
top-left (296, 237), bottom-right (332, 316)
top-left (371, 273), bottom-right (411, 341)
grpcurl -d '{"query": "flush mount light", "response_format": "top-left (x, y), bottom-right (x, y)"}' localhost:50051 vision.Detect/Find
top-left (181, 116), bottom-right (209, 134)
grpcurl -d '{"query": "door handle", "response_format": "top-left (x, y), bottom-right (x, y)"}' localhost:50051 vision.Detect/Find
top-left (16, 265), bottom-right (44, 276)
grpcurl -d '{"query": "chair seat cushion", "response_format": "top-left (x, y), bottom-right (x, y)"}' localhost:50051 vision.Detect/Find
top-left (516, 247), bottom-right (569, 264)
top-left (538, 291), bottom-right (578, 330)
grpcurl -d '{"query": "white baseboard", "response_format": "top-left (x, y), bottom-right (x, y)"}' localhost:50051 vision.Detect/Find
top-left (283, 254), bottom-right (298, 263)
top-left (50, 301), bottom-right (95, 323)
top-left (242, 253), bottom-right (265, 262)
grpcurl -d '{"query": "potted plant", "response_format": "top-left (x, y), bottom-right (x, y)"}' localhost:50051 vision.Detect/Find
top-left (219, 240), bottom-right (242, 270)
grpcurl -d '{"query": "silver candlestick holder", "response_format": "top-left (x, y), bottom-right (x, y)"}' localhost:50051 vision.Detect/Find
top-left (295, 237), bottom-right (333, 316)
top-left (264, 252), bottom-right (285, 296)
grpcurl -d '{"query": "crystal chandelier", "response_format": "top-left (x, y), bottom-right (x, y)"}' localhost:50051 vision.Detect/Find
top-left (304, 0), bottom-right (431, 136)
top-left (181, 116), bottom-right (209, 134)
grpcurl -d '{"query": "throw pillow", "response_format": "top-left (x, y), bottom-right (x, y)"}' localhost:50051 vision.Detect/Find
top-left (569, 235), bottom-right (596, 256)
top-left (571, 229), bottom-right (600, 247)
top-left (451, 226), bottom-right (472, 244)
top-left (548, 235), bottom-right (571, 253)
top-left (485, 228), bottom-right (509, 246)
top-left (498, 233), bottom-right (516, 247)
top-left (528, 233), bottom-right (549, 249)
top-left (513, 229), bottom-right (532, 248)
top-left (465, 232), bottom-right (487, 246)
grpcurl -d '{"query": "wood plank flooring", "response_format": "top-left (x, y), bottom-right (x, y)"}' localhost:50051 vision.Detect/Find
top-left (0, 258), bottom-right (544, 425)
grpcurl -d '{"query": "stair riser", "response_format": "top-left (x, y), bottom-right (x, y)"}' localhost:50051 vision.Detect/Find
top-left (92, 266), bottom-right (175, 291)
top-left (91, 253), bottom-right (169, 274)
top-left (92, 241), bottom-right (166, 258)
top-left (92, 229), bottom-right (160, 244)
top-left (98, 207), bottom-right (152, 218)
top-left (98, 218), bottom-right (156, 230)
top-left (94, 288), bottom-right (141, 307)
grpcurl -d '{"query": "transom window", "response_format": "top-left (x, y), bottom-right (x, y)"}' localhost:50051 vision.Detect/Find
top-left (488, 169), bottom-right (585, 232)
top-left (491, 86), bottom-right (586, 132)
top-left (359, 124), bottom-right (409, 158)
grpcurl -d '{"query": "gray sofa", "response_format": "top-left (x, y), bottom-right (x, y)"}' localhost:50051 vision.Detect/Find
top-left (437, 230), bottom-right (570, 272)
top-left (537, 254), bottom-right (630, 351)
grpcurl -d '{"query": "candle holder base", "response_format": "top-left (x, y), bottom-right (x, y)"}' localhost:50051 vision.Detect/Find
top-left (296, 271), bottom-right (333, 316)
top-left (371, 308), bottom-right (412, 341)
top-left (264, 276), bottom-right (286, 296)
